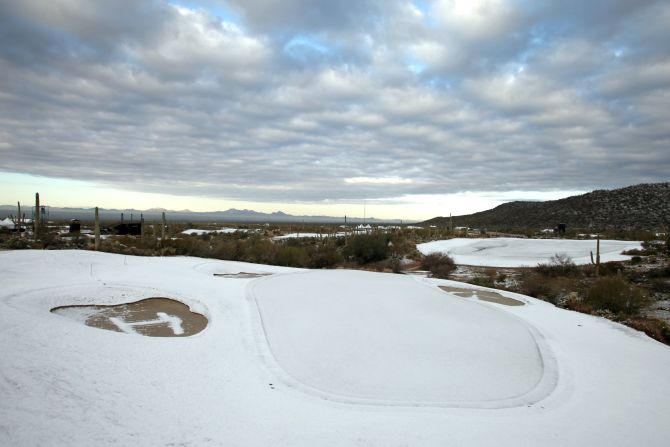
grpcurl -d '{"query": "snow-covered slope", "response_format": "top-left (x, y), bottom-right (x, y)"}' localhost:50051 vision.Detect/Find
top-left (1, 250), bottom-right (669, 446)
top-left (417, 237), bottom-right (641, 267)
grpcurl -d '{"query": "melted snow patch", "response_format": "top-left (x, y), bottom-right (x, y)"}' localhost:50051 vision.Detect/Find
top-left (439, 286), bottom-right (525, 306)
top-left (52, 298), bottom-right (207, 337)
top-left (213, 272), bottom-right (272, 278)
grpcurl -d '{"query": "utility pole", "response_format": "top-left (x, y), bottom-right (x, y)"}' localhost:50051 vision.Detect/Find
top-left (363, 201), bottom-right (366, 225)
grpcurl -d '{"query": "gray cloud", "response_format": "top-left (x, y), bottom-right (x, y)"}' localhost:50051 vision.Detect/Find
top-left (0, 0), bottom-right (668, 205)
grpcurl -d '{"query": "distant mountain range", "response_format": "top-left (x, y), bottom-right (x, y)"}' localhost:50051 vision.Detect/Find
top-left (423, 183), bottom-right (670, 231)
top-left (0, 205), bottom-right (409, 225)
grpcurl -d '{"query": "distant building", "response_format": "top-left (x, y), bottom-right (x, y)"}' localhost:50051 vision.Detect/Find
top-left (353, 224), bottom-right (372, 235)
top-left (0, 217), bottom-right (15, 230)
top-left (113, 222), bottom-right (142, 236)
top-left (69, 219), bottom-right (81, 233)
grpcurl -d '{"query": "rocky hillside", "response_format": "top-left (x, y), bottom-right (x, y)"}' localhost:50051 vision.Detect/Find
top-left (424, 183), bottom-right (670, 231)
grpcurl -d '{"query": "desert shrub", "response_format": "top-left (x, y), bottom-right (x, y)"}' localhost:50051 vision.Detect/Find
top-left (585, 276), bottom-right (649, 315)
top-left (274, 245), bottom-right (309, 267)
top-left (641, 240), bottom-right (662, 255)
top-left (387, 256), bottom-right (402, 273)
top-left (3, 237), bottom-right (32, 249)
top-left (649, 279), bottom-right (670, 294)
top-left (243, 237), bottom-right (276, 265)
top-left (388, 233), bottom-right (417, 259)
top-left (518, 272), bottom-right (583, 305)
top-left (623, 248), bottom-right (644, 256)
top-left (598, 261), bottom-right (625, 277)
top-left (564, 295), bottom-right (593, 314)
top-left (536, 254), bottom-right (581, 277)
top-left (648, 265), bottom-right (670, 279)
top-left (210, 239), bottom-right (244, 261)
top-left (343, 234), bottom-right (389, 264)
top-left (306, 243), bottom-right (343, 269)
top-left (421, 253), bottom-right (456, 279)
top-left (622, 317), bottom-right (670, 345)
top-left (469, 275), bottom-right (495, 288)
top-left (630, 256), bottom-right (643, 265)
top-left (518, 272), bottom-right (551, 298)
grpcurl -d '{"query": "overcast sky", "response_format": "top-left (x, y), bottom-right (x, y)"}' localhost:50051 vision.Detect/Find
top-left (1, 0), bottom-right (668, 219)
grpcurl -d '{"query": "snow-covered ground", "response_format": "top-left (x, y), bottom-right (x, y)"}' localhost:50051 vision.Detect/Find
top-left (272, 232), bottom-right (324, 240)
top-left (1, 250), bottom-right (669, 446)
top-left (272, 232), bottom-right (346, 240)
top-left (181, 227), bottom-right (254, 235)
top-left (418, 237), bottom-right (642, 267)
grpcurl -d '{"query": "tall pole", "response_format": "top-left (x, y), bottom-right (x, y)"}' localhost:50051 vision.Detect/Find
top-left (363, 201), bottom-right (366, 225)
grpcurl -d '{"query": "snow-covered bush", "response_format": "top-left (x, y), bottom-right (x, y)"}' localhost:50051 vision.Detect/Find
top-left (421, 253), bottom-right (456, 279)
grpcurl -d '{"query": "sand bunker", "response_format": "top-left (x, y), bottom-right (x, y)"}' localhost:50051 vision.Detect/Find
top-left (52, 298), bottom-right (207, 337)
top-left (439, 286), bottom-right (524, 306)
top-left (213, 272), bottom-right (271, 278)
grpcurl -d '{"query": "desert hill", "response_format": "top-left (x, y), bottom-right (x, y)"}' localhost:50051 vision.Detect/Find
top-left (424, 183), bottom-right (670, 231)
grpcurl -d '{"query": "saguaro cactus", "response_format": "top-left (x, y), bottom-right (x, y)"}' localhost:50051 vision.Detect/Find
top-left (17, 202), bottom-right (21, 237)
top-left (34, 192), bottom-right (40, 240)
top-left (94, 207), bottom-right (100, 251)
top-left (590, 235), bottom-right (601, 275)
top-left (161, 212), bottom-right (166, 243)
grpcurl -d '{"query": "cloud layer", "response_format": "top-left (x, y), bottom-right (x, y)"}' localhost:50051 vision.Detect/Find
top-left (0, 0), bottom-right (668, 204)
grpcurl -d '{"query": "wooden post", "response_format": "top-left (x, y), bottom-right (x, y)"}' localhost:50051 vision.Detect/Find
top-left (94, 207), bottom-right (100, 251)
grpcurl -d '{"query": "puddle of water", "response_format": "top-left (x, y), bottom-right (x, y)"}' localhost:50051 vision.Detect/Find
top-left (51, 298), bottom-right (208, 337)
top-left (213, 272), bottom-right (271, 278)
top-left (439, 286), bottom-right (524, 306)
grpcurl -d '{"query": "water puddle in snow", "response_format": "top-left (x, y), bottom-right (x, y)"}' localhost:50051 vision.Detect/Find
top-left (51, 298), bottom-right (208, 337)
top-left (213, 272), bottom-right (271, 278)
top-left (439, 286), bottom-right (524, 306)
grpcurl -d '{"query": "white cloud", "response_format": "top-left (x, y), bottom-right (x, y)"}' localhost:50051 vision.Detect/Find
top-left (432, 0), bottom-right (522, 41)
top-left (345, 177), bottom-right (415, 185)
top-left (0, 0), bottom-right (668, 211)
